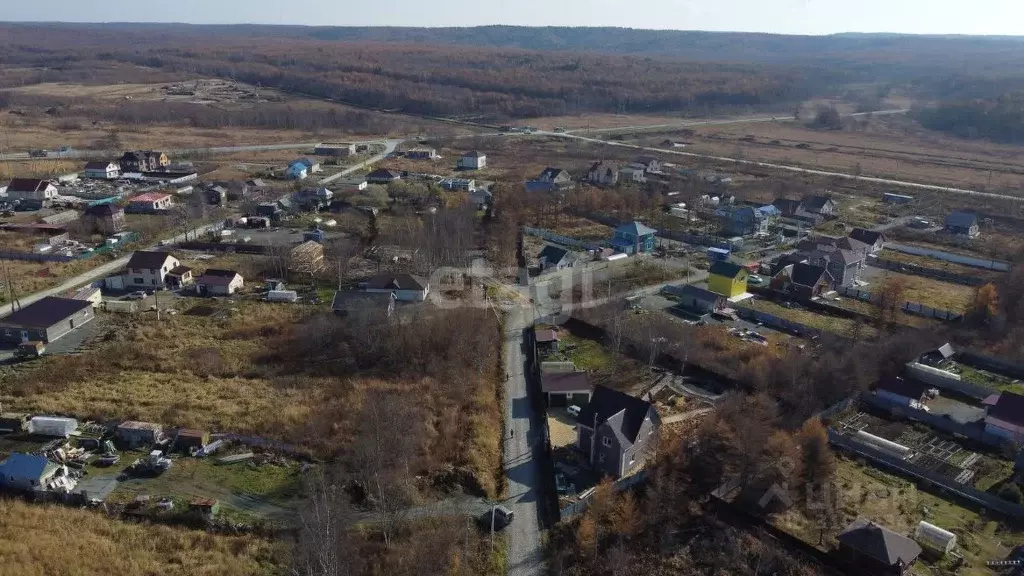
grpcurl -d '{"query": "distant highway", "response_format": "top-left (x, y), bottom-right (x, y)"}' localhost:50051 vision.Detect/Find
top-left (0, 139), bottom-right (395, 162)
top-left (530, 125), bottom-right (1024, 203)
top-left (563, 108), bottom-right (910, 135)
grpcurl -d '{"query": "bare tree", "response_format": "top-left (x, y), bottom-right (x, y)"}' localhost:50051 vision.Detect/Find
top-left (292, 470), bottom-right (363, 576)
top-left (349, 391), bottom-right (422, 548)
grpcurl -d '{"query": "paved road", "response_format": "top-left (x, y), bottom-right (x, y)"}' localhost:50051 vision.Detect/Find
top-left (0, 222), bottom-right (223, 317)
top-left (564, 108), bottom-right (909, 135)
top-left (502, 305), bottom-right (545, 576)
top-left (316, 139), bottom-right (400, 185)
top-left (0, 138), bottom-right (397, 162)
top-left (533, 125), bottom-right (1024, 204)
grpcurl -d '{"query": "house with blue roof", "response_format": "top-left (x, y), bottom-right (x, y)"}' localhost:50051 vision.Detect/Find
top-left (286, 158), bottom-right (322, 180)
top-left (609, 221), bottom-right (657, 254)
top-left (0, 453), bottom-right (61, 491)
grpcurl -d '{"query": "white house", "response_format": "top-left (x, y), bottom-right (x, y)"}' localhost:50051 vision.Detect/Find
top-left (362, 274), bottom-right (429, 302)
top-left (458, 151), bottom-right (487, 170)
top-left (124, 251), bottom-right (192, 290)
top-left (618, 164), bottom-right (647, 184)
top-left (83, 161), bottom-right (121, 180)
top-left (286, 162), bottom-right (309, 180)
top-left (194, 269), bottom-right (244, 296)
top-left (5, 179), bottom-right (58, 202)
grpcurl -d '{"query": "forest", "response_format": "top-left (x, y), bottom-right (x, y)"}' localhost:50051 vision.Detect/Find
top-left (914, 94), bottom-right (1024, 143)
top-left (0, 24), bottom-right (805, 120)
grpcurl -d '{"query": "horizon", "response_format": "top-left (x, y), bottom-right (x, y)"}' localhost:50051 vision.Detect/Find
top-left (4, 0), bottom-right (1024, 36)
top-left (3, 21), bottom-right (1024, 40)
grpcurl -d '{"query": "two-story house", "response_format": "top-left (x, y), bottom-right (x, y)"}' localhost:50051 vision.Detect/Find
top-left (124, 251), bottom-right (192, 290)
top-left (82, 203), bottom-right (126, 235)
top-left (720, 206), bottom-right (769, 237)
top-left (633, 156), bottom-right (663, 173)
top-left (609, 221), bottom-right (657, 255)
top-left (458, 150), bottom-right (487, 170)
top-left (576, 385), bottom-right (661, 478)
top-left (586, 161), bottom-right (620, 187)
top-left (801, 194), bottom-right (838, 217)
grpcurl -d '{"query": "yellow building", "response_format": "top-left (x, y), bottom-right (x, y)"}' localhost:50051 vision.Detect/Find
top-left (707, 261), bottom-right (749, 298)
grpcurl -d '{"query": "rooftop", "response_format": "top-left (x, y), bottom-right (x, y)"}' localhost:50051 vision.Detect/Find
top-left (838, 519), bottom-right (922, 567)
top-left (0, 297), bottom-right (91, 329)
top-left (126, 251), bottom-right (175, 270)
top-left (365, 274), bottom-right (428, 291)
top-left (577, 385), bottom-right (656, 443)
top-left (709, 261), bottom-right (746, 279)
top-left (541, 371), bottom-right (591, 394)
top-left (130, 192), bottom-right (172, 203)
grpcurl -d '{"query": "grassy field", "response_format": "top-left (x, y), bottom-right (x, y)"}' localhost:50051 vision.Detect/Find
top-left (0, 301), bottom-right (323, 438)
top-left (873, 270), bottom-right (974, 313)
top-left (744, 297), bottom-right (877, 338)
top-left (775, 455), bottom-right (1024, 576)
top-left (0, 499), bottom-right (287, 576)
top-left (673, 114), bottom-right (1024, 192)
top-left (877, 249), bottom-right (1005, 281)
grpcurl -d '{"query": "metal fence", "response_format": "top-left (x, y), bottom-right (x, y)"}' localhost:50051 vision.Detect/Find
top-left (558, 470), bottom-right (648, 520)
top-left (886, 242), bottom-right (1011, 272)
top-left (868, 257), bottom-right (987, 287)
top-left (862, 393), bottom-right (1005, 448)
top-left (828, 429), bottom-right (1024, 519)
top-left (836, 286), bottom-right (962, 321)
top-left (903, 362), bottom-right (994, 401)
top-left (734, 306), bottom-right (824, 339)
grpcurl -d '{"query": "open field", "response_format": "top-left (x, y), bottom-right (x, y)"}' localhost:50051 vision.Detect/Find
top-left (743, 297), bottom-right (877, 338)
top-left (0, 301), bottom-right (323, 438)
top-left (868, 270), bottom-right (975, 313)
top-left (877, 249), bottom-right (1005, 281)
top-left (774, 455), bottom-right (1024, 576)
top-left (639, 114), bottom-right (1024, 192)
top-left (0, 498), bottom-right (287, 576)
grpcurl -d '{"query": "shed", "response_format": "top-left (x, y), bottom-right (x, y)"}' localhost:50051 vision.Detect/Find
top-left (189, 498), bottom-right (221, 517)
top-left (116, 421), bottom-right (164, 448)
top-left (0, 412), bottom-right (29, 433)
top-left (541, 370), bottom-right (592, 408)
top-left (175, 429), bottom-right (210, 451)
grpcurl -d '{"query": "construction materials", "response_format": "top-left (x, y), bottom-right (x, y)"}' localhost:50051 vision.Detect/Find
top-left (854, 430), bottom-right (912, 459)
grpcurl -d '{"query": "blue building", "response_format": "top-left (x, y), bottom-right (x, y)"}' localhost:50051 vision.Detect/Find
top-left (610, 221), bottom-right (657, 254)
top-left (707, 247), bottom-right (731, 262)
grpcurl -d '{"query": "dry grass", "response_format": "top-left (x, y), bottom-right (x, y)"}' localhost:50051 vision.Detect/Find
top-left (0, 256), bottom-right (117, 305)
top-left (774, 455), bottom-right (1024, 576)
top-left (654, 115), bottom-right (1024, 191)
top-left (873, 271), bottom-right (974, 312)
top-left (744, 298), bottom-right (877, 338)
top-left (1, 301), bottom-right (322, 437)
top-left (0, 499), bottom-right (287, 576)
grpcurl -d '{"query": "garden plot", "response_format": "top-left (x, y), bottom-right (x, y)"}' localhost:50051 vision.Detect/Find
top-left (832, 409), bottom-right (1012, 492)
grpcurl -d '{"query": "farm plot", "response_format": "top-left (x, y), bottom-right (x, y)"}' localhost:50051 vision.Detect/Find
top-left (832, 409), bottom-right (1014, 492)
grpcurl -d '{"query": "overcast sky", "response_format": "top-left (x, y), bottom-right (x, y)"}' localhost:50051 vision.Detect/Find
top-left (5, 0), bottom-right (1024, 36)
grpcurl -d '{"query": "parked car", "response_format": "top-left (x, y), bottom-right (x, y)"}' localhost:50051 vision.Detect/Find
top-left (479, 506), bottom-right (515, 530)
top-left (748, 275), bottom-right (764, 285)
top-left (126, 291), bottom-right (148, 300)
top-left (28, 149), bottom-right (48, 158)
top-left (566, 405), bottom-right (581, 418)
